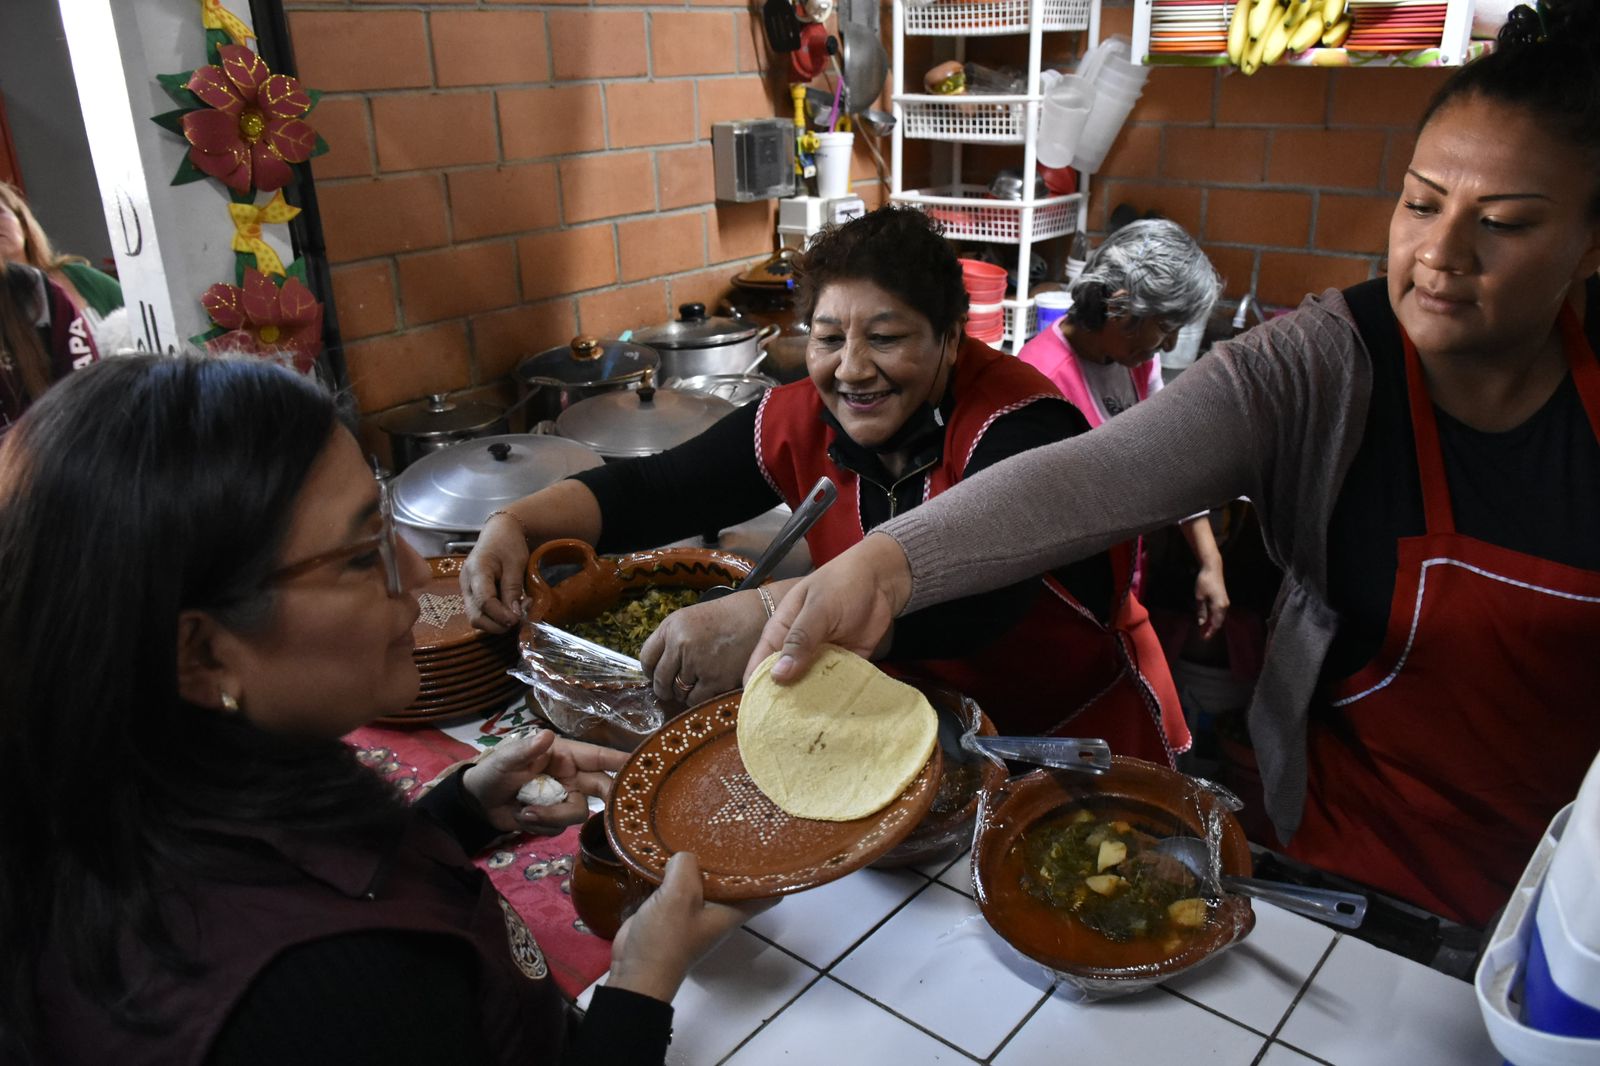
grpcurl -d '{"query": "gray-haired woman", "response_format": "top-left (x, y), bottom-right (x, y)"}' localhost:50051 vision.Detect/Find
top-left (1018, 219), bottom-right (1229, 638)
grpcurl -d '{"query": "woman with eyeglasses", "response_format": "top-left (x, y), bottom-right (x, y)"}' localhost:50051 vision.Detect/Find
top-left (1016, 219), bottom-right (1229, 640)
top-left (0, 355), bottom-right (758, 1065)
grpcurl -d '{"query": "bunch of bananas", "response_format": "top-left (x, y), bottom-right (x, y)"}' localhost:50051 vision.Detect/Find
top-left (1227, 0), bottom-right (1352, 75)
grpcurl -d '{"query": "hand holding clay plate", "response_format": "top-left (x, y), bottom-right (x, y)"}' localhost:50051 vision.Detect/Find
top-left (604, 648), bottom-right (942, 901)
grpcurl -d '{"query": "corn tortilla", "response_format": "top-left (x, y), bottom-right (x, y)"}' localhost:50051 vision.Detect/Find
top-left (738, 645), bottom-right (938, 821)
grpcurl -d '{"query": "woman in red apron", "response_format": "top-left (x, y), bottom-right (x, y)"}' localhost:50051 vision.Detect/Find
top-left (1290, 306), bottom-right (1600, 927)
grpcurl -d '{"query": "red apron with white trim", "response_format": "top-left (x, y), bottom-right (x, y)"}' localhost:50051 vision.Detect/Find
top-left (1287, 306), bottom-right (1600, 926)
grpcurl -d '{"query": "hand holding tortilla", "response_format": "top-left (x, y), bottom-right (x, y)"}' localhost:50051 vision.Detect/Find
top-left (739, 645), bottom-right (938, 821)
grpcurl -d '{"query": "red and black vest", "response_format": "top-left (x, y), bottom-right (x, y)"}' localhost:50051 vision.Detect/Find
top-left (36, 810), bottom-right (564, 1065)
top-left (756, 337), bottom-right (1187, 761)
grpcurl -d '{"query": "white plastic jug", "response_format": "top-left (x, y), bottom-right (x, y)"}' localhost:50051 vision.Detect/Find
top-left (1476, 751), bottom-right (1600, 1064)
top-left (1070, 36), bottom-right (1149, 174)
top-left (1036, 74), bottom-right (1096, 169)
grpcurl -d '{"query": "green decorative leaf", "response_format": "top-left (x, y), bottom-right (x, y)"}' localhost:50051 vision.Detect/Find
top-left (309, 133), bottom-right (330, 159)
top-left (234, 252), bottom-right (254, 287)
top-left (170, 153), bottom-right (208, 187)
top-left (285, 258), bottom-right (309, 285)
top-left (150, 108), bottom-right (193, 136)
top-left (230, 187), bottom-right (256, 205)
top-left (305, 88), bottom-right (323, 111)
top-left (205, 29), bottom-right (230, 66)
top-left (156, 71), bottom-right (203, 109)
top-left (189, 324), bottom-right (228, 349)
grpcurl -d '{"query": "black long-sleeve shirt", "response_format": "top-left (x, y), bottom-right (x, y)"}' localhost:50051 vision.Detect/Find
top-left (571, 395), bottom-right (1114, 657)
top-left (207, 770), bottom-right (671, 1066)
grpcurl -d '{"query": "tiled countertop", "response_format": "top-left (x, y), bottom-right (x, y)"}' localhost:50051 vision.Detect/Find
top-left (579, 850), bottom-right (1501, 1066)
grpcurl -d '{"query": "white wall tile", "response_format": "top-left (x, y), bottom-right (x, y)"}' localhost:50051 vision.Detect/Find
top-left (1162, 901), bottom-right (1339, 1034)
top-left (724, 977), bottom-right (979, 1065)
top-left (745, 867), bottom-right (928, 968)
top-left (833, 882), bottom-right (1056, 1058)
top-left (995, 985), bottom-right (1270, 1065)
top-left (1277, 935), bottom-right (1500, 1066)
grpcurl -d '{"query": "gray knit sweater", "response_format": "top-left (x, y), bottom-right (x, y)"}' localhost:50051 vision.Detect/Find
top-left (879, 289), bottom-right (1373, 842)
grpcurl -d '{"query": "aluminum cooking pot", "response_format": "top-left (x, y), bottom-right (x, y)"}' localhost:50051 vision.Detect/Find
top-left (389, 433), bottom-right (605, 555)
top-left (554, 369), bottom-right (734, 461)
top-left (632, 303), bottom-right (779, 383)
top-left (374, 392), bottom-right (510, 473)
top-left (514, 336), bottom-right (660, 428)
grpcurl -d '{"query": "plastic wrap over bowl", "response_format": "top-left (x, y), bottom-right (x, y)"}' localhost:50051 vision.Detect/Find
top-left (972, 758), bottom-right (1255, 1000)
top-left (513, 539), bottom-right (752, 750)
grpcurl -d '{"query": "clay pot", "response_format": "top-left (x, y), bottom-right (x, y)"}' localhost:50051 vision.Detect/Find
top-left (972, 758), bottom-right (1255, 994)
top-left (571, 811), bottom-right (652, 940)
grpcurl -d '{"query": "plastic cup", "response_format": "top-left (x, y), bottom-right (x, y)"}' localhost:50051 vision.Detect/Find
top-left (1036, 74), bottom-right (1095, 169)
top-left (814, 131), bottom-right (854, 199)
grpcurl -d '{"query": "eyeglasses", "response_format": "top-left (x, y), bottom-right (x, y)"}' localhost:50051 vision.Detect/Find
top-left (263, 476), bottom-right (404, 597)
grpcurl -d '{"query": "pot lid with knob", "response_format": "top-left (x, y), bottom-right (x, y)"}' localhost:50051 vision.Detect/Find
top-left (389, 433), bottom-right (605, 532)
top-left (554, 367), bottom-right (735, 459)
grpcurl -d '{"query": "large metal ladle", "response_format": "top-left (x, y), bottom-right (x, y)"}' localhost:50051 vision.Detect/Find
top-left (700, 477), bottom-right (836, 602)
top-left (1150, 835), bottom-right (1369, 929)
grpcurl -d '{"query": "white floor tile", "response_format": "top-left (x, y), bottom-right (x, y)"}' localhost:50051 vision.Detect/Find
top-left (580, 929), bottom-right (818, 1065)
top-left (832, 882), bottom-right (1055, 1059)
top-left (723, 977), bottom-right (978, 1065)
top-left (1259, 1042), bottom-right (1328, 1065)
top-left (745, 867), bottom-right (928, 968)
top-left (1162, 901), bottom-right (1339, 1034)
top-left (1277, 935), bottom-right (1500, 1066)
top-left (935, 850), bottom-right (976, 897)
top-left (995, 984), bottom-right (1269, 1065)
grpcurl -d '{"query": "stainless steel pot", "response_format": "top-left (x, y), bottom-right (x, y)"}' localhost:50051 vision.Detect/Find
top-left (374, 393), bottom-right (510, 473)
top-left (389, 434), bottom-right (605, 555)
top-left (513, 336), bottom-right (660, 429)
top-left (554, 369), bottom-right (734, 461)
top-left (632, 303), bottom-right (779, 383)
top-left (666, 371), bottom-right (777, 407)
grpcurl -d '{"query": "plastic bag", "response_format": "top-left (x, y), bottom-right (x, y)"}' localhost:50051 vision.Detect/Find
top-left (510, 623), bottom-right (664, 750)
top-left (970, 759), bottom-right (1255, 1001)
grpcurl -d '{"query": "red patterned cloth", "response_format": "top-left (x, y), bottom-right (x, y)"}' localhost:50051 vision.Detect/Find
top-left (344, 725), bottom-right (614, 998)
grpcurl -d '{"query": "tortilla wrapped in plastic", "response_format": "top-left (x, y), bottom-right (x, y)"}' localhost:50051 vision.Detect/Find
top-left (511, 623), bottom-right (664, 750)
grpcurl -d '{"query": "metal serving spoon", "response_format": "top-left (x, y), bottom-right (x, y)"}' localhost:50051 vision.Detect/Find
top-left (1150, 835), bottom-right (1368, 929)
top-left (701, 477), bottom-right (837, 602)
top-left (963, 735), bottom-right (1112, 774)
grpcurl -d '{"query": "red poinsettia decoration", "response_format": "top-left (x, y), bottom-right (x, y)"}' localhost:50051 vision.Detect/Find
top-left (202, 268), bottom-right (323, 373)
top-left (182, 44), bottom-right (315, 194)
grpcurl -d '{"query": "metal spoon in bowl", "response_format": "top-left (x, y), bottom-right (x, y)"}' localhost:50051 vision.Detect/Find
top-left (964, 735), bottom-right (1112, 774)
top-left (1150, 835), bottom-right (1368, 929)
top-left (701, 477), bottom-right (837, 602)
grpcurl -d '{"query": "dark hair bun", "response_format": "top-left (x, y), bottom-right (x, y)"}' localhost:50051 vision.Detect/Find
top-left (1498, 1), bottom-right (1600, 54)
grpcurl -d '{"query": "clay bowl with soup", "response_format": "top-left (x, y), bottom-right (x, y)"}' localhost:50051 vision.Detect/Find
top-left (871, 677), bottom-right (1007, 869)
top-left (519, 538), bottom-right (752, 750)
top-left (973, 757), bottom-right (1254, 995)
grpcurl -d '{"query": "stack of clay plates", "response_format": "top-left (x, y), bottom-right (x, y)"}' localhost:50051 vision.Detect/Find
top-left (377, 557), bottom-right (524, 727)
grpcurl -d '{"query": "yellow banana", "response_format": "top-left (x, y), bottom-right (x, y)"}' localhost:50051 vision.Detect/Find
top-left (1288, 6), bottom-right (1327, 52)
top-left (1247, 0), bottom-right (1279, 42)
top-left (1261, 3), bottom-right (1293, 66)
top-left (1227, 0), bottom-right (1251, 64)
top-left (1322, 14), bottom-right (1351, 47)
top-left (1321, 0), bottom-right (1347, 27)
top-left (1284, 0), bottom-right (1309, 32)
top-left (1242, 15), bottom-right (1271, 74)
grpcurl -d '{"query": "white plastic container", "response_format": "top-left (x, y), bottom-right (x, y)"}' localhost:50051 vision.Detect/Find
top-left (814, 131), bottom-right (854, 199)
top-left (1476, 752), bottom-right (1600, 1064)
top-left (1161, 319), bottom-right (1206, 371)
top-left (1034, 290), bottom-right (1073, 333)
top-left (1071, 36), bottom-right (1149, 174)
top-left (1036, 74), bottom-right (1095, 168)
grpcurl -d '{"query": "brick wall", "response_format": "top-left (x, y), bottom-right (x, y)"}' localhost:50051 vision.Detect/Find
top-left (285, 1), bottom-right (886, 435)
top-left (289, 0), bottom-right (1456, 435)
top-left (1086, 3), bottom-right (1452, 307)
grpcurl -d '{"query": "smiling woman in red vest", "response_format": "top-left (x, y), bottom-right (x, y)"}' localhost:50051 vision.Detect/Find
top-left (463, 207), bottom-right (1189, 761)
